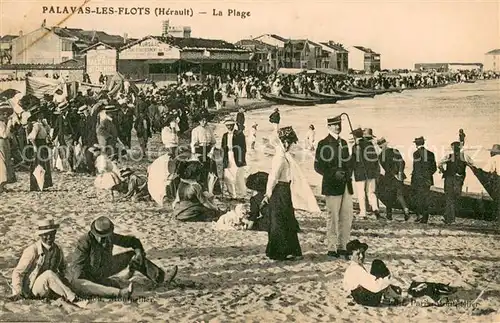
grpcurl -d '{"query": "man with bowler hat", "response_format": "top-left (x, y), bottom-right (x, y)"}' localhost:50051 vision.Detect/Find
top-left (68, 216), bottom-right (178, 298)
top-left (411, 136), bottom-right (437, 223)
top-left (314, 115), bottom-right (354, 259)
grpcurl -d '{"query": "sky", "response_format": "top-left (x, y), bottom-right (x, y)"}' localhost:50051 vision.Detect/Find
top-left (1, 0), bottom-right (499, 69)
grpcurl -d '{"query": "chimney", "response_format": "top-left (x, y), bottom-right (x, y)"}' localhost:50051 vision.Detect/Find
top-left (123, 33), bottom-right (128, 44)
top-left (19, 30), bottom-right (23, 37)
top-left (328, 40), bottom-right (334, 46)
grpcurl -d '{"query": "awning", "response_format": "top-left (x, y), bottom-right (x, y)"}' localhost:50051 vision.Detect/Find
top-left (314, 68), bottom-right (345, 75)
top-left (277, 68), bottom-right (305, 75)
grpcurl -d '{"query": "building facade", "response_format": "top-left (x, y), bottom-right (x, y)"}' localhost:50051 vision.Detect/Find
top-left (415, 62), bottom-right (483, 72)
top-left (318, 41), bottom-right (349, 72)
top-left (82, 42), bottom-right (118, 83)
top-left (235, 39), bottom-right (279, 72)
top-left (347, 46), bottom-right (380, 72)
top-left (484, 49), bottom-right (500, 72)
top-left (252, 34), bottom-right (288, 68)
top-left (283, 39), bottom-right (321, 69)
top-left (117, 35), bottom-right (251, 81)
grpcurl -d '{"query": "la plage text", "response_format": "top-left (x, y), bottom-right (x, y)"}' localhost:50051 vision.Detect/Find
top-left (213, 9), bottom-right (251, 19)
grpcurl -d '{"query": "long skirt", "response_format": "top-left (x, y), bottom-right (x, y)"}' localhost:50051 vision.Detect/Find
top-left (266, 182), bottom-right (302, 260)
top-left (0, 138), bottom-right (16, 185)
top-left (30, 139), bottom-right (53, 191)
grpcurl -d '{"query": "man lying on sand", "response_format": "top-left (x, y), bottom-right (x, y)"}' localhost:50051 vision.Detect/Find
top-left (343, 239), bottom-right (402, 307)
top-left (10, 219), bottom-right (79, 304)
top-left (67, 216), bottom-right (178, 299)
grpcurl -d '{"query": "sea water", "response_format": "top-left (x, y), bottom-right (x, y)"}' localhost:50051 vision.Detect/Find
top-left (214, 80), bottom-right (500, 197)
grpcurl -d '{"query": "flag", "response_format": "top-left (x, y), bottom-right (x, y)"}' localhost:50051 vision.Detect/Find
top-left (25, 77), bottom-right (60, 99)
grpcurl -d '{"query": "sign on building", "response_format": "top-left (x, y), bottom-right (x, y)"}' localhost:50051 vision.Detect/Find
top-left (86, 45), bottom-right (117, 84)
top-left (119, 38), bottom-right (181, 60)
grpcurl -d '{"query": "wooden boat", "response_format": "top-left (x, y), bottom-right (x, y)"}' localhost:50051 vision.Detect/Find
top-left (376, 175), bottom-right (497, 220)
top-left (261, 92), bottom-right (318, 106)
top-left (464, 80), bottom-right (476, 84)
top-left (280, 91), bottom-right (337, 104)
top-left (306, 88), bottom-right (357, 101)
top-left (332, 88), bottom-right (376, 98)
top-left (351, 87), bottom-right (403, 94)
top-left (469, 165), bottom-right (499, 203)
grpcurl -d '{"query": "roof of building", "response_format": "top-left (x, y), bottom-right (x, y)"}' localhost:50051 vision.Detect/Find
top-left (51, 27), bottom-right (126, 46)
top-left (485, 49), bottom-right (500, 55)
top-left (0, 35), bottom-right (18, 42)
top-left (253, 34), bottom-right (288, 43)
top-left (415, 62), bottom-right (483, 66)
top-left (353, 46), bottom-right (379, 54)
top-left (120, 35), bottom-right (249, 52)
top-left (235, 39), bottom-right (277, 50)
top-left (320, 42), bottom-right (348, 53)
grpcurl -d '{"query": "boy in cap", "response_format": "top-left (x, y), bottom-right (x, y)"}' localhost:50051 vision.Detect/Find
top-left (10, 219), bottom-right (78, 303)
top-left (68, 216), bottom-right (178, 299)
top-left (314, 115), bottom-right (354, 259)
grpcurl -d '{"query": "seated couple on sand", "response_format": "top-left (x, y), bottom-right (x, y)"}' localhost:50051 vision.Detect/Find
top-left (343, 240), bottom-right (457, 307)
top-left (10, 217), bottom-right (178, 306)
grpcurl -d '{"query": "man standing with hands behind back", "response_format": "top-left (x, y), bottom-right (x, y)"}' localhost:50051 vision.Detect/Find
top-left (314, 115), bottom-right (354, 259)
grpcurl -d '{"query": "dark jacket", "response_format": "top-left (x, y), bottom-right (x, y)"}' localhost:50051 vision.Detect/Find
top-left (96, 118), bottom-right (118, 148)
top-left (236, 112), bottom-right (245, 126)
top-left (411, 147), bottom-right (437, 187)
top-left (68, 232), bottom-right (144, 282)
top-left (134, 115), bottom-right (152, 139)
top-left (52, 112), bottom-right (77, 145)
top-left (269, 111), bottom-right (280, 124)
top-left (314, 134), bottom-right (354, 196)
top-left (351, 139), bottom-right (380, 181)
top-left (221, 131), bottom-right (247, 169)
top-left (440, 153), bottom-right (467, 179)
top-left (379, 147), bottom-right (406, 180)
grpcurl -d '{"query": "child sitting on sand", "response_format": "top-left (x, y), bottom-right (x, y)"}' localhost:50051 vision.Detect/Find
top-left (343, 239), bottom-right (403, 307)
top-left (212, 204), bottom-right (251, 231)
top-left (245, 171), bottom-right (270, 231)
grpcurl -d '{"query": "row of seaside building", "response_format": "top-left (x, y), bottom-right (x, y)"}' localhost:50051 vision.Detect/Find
top-left (0, 21), bottom-right (497, 83)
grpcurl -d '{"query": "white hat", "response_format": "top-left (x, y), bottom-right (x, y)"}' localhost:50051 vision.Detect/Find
top-left (37, 218), bottom-right (59, 236)
top-left (223, 117), bottom-right (235, 125)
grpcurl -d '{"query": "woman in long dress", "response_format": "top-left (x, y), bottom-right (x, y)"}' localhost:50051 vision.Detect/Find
top-left (0, 103), bottom-right (16, 193)
top-left (26, 107), bottom-right (53, 191)
top-left (261, 126), bottom-right (305, 261)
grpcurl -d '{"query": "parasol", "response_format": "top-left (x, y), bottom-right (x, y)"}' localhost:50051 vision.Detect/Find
top-left (32, 165), bottom-right (45, 191)
top-left (0, 89), bottom-right (20, 100)
top-left (147, 153), bottom-right (172, 206)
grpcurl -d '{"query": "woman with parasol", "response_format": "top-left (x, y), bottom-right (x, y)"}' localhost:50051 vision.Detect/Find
top-left (26, 106), bottom-right (53, 192)
top-left (0, 101), bottom-right (16, 193)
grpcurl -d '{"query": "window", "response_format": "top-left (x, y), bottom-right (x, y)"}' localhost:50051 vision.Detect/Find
top-left (158, 52), bottom-right (164, 56)
top-left (61, 41), bottom-right (72, 52)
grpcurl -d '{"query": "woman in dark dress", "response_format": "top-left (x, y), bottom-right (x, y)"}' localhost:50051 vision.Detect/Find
top-left (261, 127), bottom-right (302, 261)
top-left (26, 107), bottom-right (53, 191)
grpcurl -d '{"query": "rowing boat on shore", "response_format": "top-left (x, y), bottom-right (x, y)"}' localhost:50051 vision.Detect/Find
top-left (332, 88), bottom-right (376, 98)
top-left (351, 87), bottom-right (403, 94)
top-left (261, 92), bottom-right (319, 106)
top-left (306, 88), bottom-right (357, 101)
top-left (376, 175), bottom-right (497, 220)
top-left (280, 91), bottom-right (337, 104)
top-left (469, 165), bottom-right (500, 203)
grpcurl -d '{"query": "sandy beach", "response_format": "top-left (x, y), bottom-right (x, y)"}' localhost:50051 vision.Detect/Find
top-left (0, 121), bottom-right (499, 322)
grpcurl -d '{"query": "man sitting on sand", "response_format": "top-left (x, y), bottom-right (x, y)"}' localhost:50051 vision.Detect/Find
top-left (343, 239), bottom-right (402, 307)
top-left (10, 219), bottom-right (79, 304)
top-left (68, 216), bottom-right (178, 299)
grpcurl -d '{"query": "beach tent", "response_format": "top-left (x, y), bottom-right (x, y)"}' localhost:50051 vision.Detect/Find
top-left (277, 68), bottom-right (306, 75)
top-left (103, 72), bottom-right (140, 97)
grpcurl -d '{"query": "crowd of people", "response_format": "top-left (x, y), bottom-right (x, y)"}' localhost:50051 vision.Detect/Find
top-left (0, 69), bottom-right (499, 308)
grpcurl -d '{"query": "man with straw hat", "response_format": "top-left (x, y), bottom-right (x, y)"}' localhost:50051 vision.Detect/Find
top-left (221, 116), bottom-right (247, 200)
top-left (314, 115), bottom-right (354, 259)
top-left (68, 216), bottom-right (178, 299)
top-left (411, 136), bottom-right (437, 224)
top-left (10, 219), bottom-right (78, 303)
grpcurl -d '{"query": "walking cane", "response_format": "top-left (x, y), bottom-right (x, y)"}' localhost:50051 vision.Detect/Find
top-left (338, 112), bottom-right (372, 214)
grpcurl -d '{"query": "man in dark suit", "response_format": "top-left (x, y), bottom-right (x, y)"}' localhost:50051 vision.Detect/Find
top-left (96, 105), bottom-right (119, 160)
top-left (314, 115), bottom-right (354, 259)
top-left (269, 108), bottom-right (280, 132)
top-left (52, 102), bottom-right (77, 172)
top-left (236, 107), bottom-right (245, 131)
top-left (68, 216), bottom-right (178, 299)
top-left (411, 136), bottom-right (437, 223)
top-left (377, 138), bottom-right (410, 221)
top-left (221, 117), bottom-right (247, 199)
